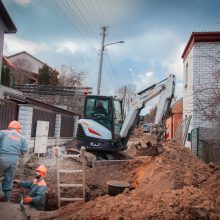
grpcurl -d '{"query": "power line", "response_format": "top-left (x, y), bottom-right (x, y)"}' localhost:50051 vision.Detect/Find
top-left (79, 0), bottom-right (100, 30)
top-left (68, 0), bottom-right (98, 41)
top-left (53, 0), bottom-right (94, 46)
top-left (53, 0), bottom-right (122, 88)
top-left (95, 0), bottom-right (108, 25)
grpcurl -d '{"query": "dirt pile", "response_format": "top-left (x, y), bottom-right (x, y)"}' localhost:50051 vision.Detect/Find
top-left (39, 140), bottom-right (220, 220)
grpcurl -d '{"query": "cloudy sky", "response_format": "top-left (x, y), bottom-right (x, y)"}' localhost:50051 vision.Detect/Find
top-left (2, 0), bottom-right (220, 113)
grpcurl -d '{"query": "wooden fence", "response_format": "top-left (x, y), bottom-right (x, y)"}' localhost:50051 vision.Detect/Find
top-left (14, 85), bottom-right (92, 96)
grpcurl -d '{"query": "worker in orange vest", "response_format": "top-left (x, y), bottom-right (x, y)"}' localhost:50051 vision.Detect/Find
top-left (14, 165), bottom-right (47, 210)
top-left (0, 120), bottom-right (29, 202)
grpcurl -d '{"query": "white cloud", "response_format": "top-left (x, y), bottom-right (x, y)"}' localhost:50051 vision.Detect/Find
top-left (133, 71), bottom-right (158, 92)
top-left (161, 43), bottom-right (185, 81)
top-left (132, 71), bottom-right (159, 115)
top-left (3, 35), bottom-right (48, 56)
top-left (129, 67), bottom-right (135, 77)
top-left (56, 41), bottom-right (87, 54)
top-left (14, 0), bottom-right (31, 4)
top-left (110, 29), bottom-right (175, 60)
top-left (175, 82), bottom-right (183, 100)
top-left (133, 71), bottom-right (182, 116)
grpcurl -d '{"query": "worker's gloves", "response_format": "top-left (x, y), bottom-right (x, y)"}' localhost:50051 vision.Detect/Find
top-left (23, 196), bottom-right (32, 203)
top-left (13, 180), bottom-right (20, 185)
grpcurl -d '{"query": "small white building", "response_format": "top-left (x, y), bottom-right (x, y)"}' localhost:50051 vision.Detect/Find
top-left (0, 0), bottom-right (17, 82)
top-left (182, 32), bottom-right (220, 158)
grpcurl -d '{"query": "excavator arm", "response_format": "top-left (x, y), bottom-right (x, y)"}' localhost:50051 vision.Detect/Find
top-left (120, 74), bottom-right (176, 150)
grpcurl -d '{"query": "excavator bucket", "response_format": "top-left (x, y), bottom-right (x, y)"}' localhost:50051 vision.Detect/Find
top-left (123, 141), bottom-right (165, 158)
top-left (145, 142), bottom-right (165, 156)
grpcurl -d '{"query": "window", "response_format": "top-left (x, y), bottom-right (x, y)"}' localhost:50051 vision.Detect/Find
top-left (84, 97), bottom-right (112, 131)
top-left (113, 100), bottom-right (123, 138)
top-left (185, 63), bottom-right (188, 88)
top-left (85, 98), bottom-right (95, 116)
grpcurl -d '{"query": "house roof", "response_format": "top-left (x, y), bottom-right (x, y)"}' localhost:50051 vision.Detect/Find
top-left (3, 56), bottom-right (37, 82)
top-left (181, 32), bottom-right (220, 62)
top-left (3, 89), bottom-right (80, 116)
top-left (0, 0), bottom-right (17, 33)
top-left (7, 51), bottom-right (46, 65)
top-left (2, 56), bottom-right (16, 68)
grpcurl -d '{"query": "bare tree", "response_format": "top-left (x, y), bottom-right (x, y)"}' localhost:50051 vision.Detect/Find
top-left (58, 65), bottom-right (86, 87)
top-left (144, 106), bottom-right (157, 123)
top-left (13, 58), bottom-right (34, 72)
top-left (11, 58), bottom-right (35, 85)
top-left (193, 63), bottom-right (220, 122)
top-left (115, 84), bottom-right (135, 114)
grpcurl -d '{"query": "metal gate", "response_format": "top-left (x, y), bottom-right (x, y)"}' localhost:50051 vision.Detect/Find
top-left (191, 128), bottom-right (200, 157)
top-left (0, 99), bottom-right (18, 129)
top-left (174, 115), bottom-right (192, 146)
top-left (60, 115), bottom-right (74, 137)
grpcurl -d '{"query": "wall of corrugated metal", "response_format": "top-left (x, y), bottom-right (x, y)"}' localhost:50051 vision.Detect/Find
top-left (0, 99), bottom-right (18, 129)
top-left (60, 115), bottom-right (74, 137)
top-left (31, 108), bottom-right (56, 137)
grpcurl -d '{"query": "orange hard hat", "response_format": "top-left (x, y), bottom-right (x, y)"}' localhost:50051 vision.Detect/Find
top-left (8, 120), bottom-right (21, 130)
top-left (36, 165), bottom-right (47, 177)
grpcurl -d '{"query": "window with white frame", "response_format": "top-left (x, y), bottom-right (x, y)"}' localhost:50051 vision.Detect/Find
top-left (185, 63), bottom-right (188, 88)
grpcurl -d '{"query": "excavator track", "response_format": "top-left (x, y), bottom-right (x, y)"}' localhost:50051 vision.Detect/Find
top-left (65, 139), bottom-right (129, 167)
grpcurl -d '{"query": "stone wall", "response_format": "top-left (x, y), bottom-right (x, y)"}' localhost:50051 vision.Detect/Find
top-left (18, 105), bottom-right (33, 143)
top-left (24, 93), bottom-right (86, 116)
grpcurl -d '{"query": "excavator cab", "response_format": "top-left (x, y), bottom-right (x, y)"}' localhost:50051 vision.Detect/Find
top-left (84, 95), bottom-right (123, 139)
top-left (76, 95), bottom-right (124, 153)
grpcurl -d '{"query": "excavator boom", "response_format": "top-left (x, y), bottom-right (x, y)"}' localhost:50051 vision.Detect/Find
top-left (120, 74), bottom-right (175, 145)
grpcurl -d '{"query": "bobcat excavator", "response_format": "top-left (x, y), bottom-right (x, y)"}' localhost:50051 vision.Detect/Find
top-left (71, 74), bottom-right (175, 162)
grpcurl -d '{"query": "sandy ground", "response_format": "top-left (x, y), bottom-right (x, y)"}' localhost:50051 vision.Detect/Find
top-left (1, 128), bottom-right (220, 219)
top-left (37, 139), bottom-right (220, 220)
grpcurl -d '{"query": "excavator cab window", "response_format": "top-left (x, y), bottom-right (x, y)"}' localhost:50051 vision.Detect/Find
top-left (84, 96), bottom-right (113, 131)
top-left (113, 100), bottom-right (123, 139)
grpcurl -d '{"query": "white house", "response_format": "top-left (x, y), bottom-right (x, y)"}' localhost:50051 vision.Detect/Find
top-left (182, 32), bottom-right (220, 149)
top-left (7, 51), bottom-right (45, 74)
top-left (0, 0), bottom-right (17, 82)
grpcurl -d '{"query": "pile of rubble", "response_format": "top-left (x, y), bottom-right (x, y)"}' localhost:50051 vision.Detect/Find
top-left (37, 139), bottom-right (220, 219)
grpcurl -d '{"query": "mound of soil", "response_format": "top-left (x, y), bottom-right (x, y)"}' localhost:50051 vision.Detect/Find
top-left (38, 139), bottom-right (220, 220)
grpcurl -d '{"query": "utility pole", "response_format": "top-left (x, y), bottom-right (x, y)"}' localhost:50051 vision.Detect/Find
top-left (97, 26), bottom-right (107, 95)
top-left (123, 85), bottom-right (127, 119)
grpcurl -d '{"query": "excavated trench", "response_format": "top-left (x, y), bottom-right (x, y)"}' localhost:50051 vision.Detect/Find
top-left (11, 150), bottom-right (133, 212)
top-left (1, 129), bottom-right (153, 215)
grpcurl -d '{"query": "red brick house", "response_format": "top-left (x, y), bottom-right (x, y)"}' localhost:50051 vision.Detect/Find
top-left (166, 98), bottom-right (183, 139)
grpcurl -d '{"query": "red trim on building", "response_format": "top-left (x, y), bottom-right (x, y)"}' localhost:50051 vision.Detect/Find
top-left (3, 56), bottom-right (16, 68)
top-left (182, 32), bottom-right (220, 62)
